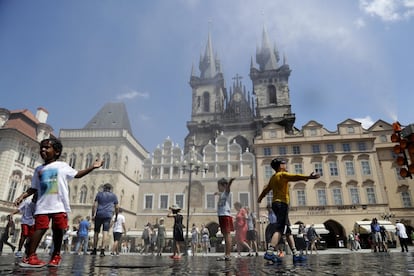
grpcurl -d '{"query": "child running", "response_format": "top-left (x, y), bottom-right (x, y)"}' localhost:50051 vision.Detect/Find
top-left (258, 158), bottom-right (320, 263)
top-left (215, 177), bottom-right (235, 261)
top-left (11, 195), bottom-right (36, 258)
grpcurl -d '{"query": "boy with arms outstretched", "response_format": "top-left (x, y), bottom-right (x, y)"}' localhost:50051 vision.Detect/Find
top-left (14, 138), bottom-right (103, 267)
top-left (258, 158), bottom-right (320, 263)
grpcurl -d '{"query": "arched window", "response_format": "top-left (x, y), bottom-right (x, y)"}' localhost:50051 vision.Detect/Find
top-left (69, 153), bottom-right (77, 168)
top-left (203, 92), bottom-right (210, 112)
top-left (79, 185), bottom-right (87, 204)
top-left (268, 85), bottom-right (277, 104)
top-left (8, 170), bottom-right (22, 202)
top-left (103, 153), bottom-right (110, 169)
top-left (85, 153), bottom-right (93, 168)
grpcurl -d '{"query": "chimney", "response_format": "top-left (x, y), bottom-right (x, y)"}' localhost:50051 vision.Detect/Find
top-left (36, 107), bottom-right (49, 124)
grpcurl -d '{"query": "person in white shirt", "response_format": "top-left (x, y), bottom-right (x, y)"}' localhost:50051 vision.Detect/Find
top-left (395, 219), bottom-right (409, 252)
top-left (110, 208), bottom-right (126, 256)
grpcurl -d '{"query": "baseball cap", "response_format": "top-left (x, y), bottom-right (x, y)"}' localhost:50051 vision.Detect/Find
top-left (270, 158), bottom-right (286, 170)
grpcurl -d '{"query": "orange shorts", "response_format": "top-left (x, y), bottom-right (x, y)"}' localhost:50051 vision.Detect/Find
top-left (219, 216), bottom-right (234, 234)
top-left (21, 224), bottom-right (35, 237)
top-left (35, 212), bottom-right (68, 230)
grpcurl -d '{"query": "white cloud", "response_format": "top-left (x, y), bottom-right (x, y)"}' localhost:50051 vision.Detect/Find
top-left (354, 116), bottom-right (375, 128)
top-left (354, 18), bottom-right (366, 28)
top-left (359, 0), bottom-right (414, 21)
top-left (116, 89), bottom-right (149, 100)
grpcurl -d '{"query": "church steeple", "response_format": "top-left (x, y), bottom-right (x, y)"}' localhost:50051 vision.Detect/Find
top-left (199, 31), bottom-right (221, 79)
top-left (250, 27), bottom-right (295, 134)
top-left (256, 26), bottom-right (279, 71)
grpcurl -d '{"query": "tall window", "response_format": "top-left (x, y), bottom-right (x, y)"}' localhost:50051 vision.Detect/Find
top-left (294, 163), bottom-right (303, 174)
top-left (103, 153), bottom-right (110, 169)
top-left (342, 143), bottom-right (351, 152)
top-left (297, 190), bottom-right (306, 206)
top-left (160, 194), bottom-right (169, 209)
top-left (317, 189), bottom-right (327, 206)
top-left (345, 161), bottom-right (355, 176)
top-left (144, 194), bottom-right (153, 209)
top-left (7, 179), bottom-right (18, 202)
top-left (278, 146), bottom-right (287, 155)
top-left (268, 85), bottom-right (277, 104)
top-left (332, 188), bottom-right (343, 205)
top-left (69, 153), bottom-right (77, 168)
top-left (175, 194), bottom-right (184, 209)
top-left (366, 187), bottom-right (377, 204)
top-left (240, 193), bottom-right (249, 207)
top-left (17, 142), bottom-right (27, 163)
top-left (314, 163), bottom-right (324, 176)
top-left (265, 165), bottom-right (273, 180)
top-left (326, 144), bottom-right (335, 153)
top-left (312, 144), bottom-right (320, 154)
top-left (79, 186), bottom-right (87, 204)
top-left (349, 187), bottom-right (360, 204)
top-left (29, 151), bottom-right (38, 168)
top-left (329, 162), bottom-right (339, 176)
top-left (401, 191), bottom-right (412, 207)
top-left (85, 153), bottom-right (93, 168)
top-left (358, 142), bottom-right (367, 151)
top-left (206, 193), bottom-right (215, 209)
top-left (361, 160), bottom-right (371, 175)
top-left (263, 147), bottom-right (272, 156)
top-left (347, 126), bottom-right (355, 134)
top-left (203, 92), bottom-right (210, 112)
top-left (292, 145), bottom-right (301, 155)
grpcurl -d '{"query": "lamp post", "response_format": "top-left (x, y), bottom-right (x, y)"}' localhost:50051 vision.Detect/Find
top-left (381, 212), bottom-right (395, 221)
top-left (175, 149), bottom-right (208, 255)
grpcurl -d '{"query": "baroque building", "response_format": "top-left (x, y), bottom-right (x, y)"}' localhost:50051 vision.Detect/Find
top-left (59, 102), bottom-right (148, 235)
top-left (0, 107), bottom-right (53, 236)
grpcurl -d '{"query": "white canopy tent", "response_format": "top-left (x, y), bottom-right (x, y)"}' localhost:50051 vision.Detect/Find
top-left (290, 224), bottom-right (329, 235)
top-left (354, 220), bottom-right (396, 234)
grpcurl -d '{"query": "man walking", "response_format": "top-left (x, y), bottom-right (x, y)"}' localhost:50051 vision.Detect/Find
top-left (75, 216), bottom-right (90, 255)
top-left (91, 183), bottom-right (119, 256)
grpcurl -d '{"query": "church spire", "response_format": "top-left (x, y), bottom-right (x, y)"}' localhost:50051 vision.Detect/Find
top-left (256, 26), bottom-right (278, 71)
top-left (199, 31), bottom-right (220, 79)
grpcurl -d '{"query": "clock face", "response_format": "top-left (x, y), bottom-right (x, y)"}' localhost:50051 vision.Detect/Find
top-left (234, 93), bottom-right (241, 102)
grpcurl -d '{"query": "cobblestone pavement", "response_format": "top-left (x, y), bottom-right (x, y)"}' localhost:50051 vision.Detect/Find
top-left (0, 248), bottom-right (413, 275)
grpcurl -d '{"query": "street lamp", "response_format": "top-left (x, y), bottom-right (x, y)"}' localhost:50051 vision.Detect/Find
top-left (174, 148), bottom-right (208, 255)
top-left (381, 212), bottom-right (395, 221)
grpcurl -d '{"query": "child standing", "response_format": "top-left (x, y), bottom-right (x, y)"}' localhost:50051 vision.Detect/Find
top-left (167, 205), bottom-right (184, 259)
top-left (11, 195), bottom-right (36, 258)
top-left (14, 137), bottom-right (103, 268)
top-left (215, 177), bottom-right (235, 261)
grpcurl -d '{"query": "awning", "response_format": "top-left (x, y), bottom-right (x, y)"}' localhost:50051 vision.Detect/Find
top-left (291, 224), bottom-right (329, 235)
top-left (354, 220), bottom-right (396, 234)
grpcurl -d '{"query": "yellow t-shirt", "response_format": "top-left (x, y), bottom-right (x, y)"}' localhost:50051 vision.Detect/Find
top-left (268, 172), bottom-right (310, 204)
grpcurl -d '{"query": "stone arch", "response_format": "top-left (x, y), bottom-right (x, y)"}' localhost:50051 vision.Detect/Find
top-left (324, 219), bottom-right (347, 248)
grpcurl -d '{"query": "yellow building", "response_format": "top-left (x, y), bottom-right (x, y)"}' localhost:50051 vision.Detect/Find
top-left (253, 119), bottom-right (413, 248)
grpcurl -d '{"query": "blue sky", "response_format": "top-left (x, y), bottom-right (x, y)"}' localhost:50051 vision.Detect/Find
top-left (1, 0), bottom-right (413, 152)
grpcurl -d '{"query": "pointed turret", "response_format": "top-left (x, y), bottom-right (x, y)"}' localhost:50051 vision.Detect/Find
top-left (199, 31), bottom-right (219, 79)
top-left (256, 26), bottom-right (278, 71)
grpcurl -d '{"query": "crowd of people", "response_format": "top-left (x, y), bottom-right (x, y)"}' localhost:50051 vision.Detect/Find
top-left (1, 141), bottom-right (413, 268)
